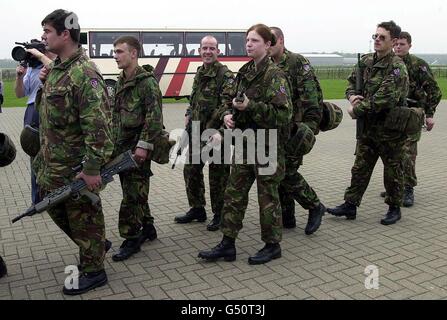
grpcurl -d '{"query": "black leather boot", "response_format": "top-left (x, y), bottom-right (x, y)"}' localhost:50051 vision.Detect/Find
top-left (174, 207), bottom-right (207, 223)
top-left (112, 239), bottom-right (141, 262)
top-left (198, 236), bottom-right (236, 261)
top-left (206, 213), bottom-right (221, 231)
top-left (380, 206), bottom-right (401, 225)
top-left (0, 255), bottom-right (7, 278)
top-left (305, 203), bottom-right (325, 235)
top-left (282, 206), bottom-right (296, 229)
top-left (403, 186), bottom-right (414, 207)
top-left (63, 269), bottom-right (108, 295)
top-left (138, 223), bottom-right (158, 243)
top-left (327, 201), bottom-right (357, 220)
top-left (248, 243), bottom-right (281, 265)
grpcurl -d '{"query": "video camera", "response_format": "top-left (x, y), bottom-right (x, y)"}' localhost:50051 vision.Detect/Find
top-left (11, 40), bottom-right (46, 68)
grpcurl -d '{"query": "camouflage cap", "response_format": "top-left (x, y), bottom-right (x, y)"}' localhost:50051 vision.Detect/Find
top-left (20, 125), bottom-right (40, 157)
top-left (286, 123), bottom-right (316, 157)
top-left (320, 102), bottom-right (343, 132)
top-left (0, 132), bottom-right (17, 167)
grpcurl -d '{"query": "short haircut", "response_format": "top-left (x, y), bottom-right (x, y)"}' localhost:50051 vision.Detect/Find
top-left (114, 36), bottom-right (141, 56)
top-left (377, 20), bottom-right (401, 39)
top-left (270, 27), bottom-right (284, 41)
top-left (398, 31), bottom-right (412, 45)
top-left (247, 24), bottom-right (277, 46)
top-left (200, 35), bottom-right (219, 49)
top-left (42, 9), bottom-right (80, 43)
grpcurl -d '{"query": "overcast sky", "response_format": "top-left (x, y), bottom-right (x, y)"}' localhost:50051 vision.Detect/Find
top-left (1, 0), bottom-right (446, 59)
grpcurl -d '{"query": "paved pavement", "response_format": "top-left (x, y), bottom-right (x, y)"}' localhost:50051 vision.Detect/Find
top-left (1, 101), bottom-right (447, 300)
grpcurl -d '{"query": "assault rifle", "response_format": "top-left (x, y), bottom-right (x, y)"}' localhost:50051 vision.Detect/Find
top-left (172, 117), bottom-right (192, 169)
top-left (12, 150), bottom-right (137, 223)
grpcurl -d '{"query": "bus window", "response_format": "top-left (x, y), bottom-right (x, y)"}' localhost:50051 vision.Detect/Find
top-left (185, 32), bottom-right (226, 56)
top-left (89, 32), bottom-right (139, 57)
top-left (227, 32), bottom-right (246, 56)
top-left (142, 32), bottom-right (184, 57)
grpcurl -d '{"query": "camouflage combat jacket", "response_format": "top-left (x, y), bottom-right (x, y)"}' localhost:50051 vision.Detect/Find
top-left (35, 48), bottom-right (114, 189)
top-left (187, 61), bottom-right (234, 131)
top-left (346, 51), bottom-right (409, 141)
top-left (274, 50), bottom-right (323, 134)
top-left (403, 54), bottom-right (442, 118)
top-left (224, 55), bottom-right (292, 155)
top-left (113, 65), bottom-right (163, 153)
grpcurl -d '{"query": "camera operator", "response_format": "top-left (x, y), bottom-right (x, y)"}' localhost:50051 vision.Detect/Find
top-left (15, 40), bottom-right (56, 205)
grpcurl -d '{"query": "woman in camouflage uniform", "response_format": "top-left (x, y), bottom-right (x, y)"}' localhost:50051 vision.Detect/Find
top-left (198, 24), bottom-right (292, 265)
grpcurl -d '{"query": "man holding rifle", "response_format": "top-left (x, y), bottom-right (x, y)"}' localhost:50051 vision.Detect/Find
top-left (327, 21), bottom-right (409, 225)
top-left (36, 9), bottom-right (114, 295)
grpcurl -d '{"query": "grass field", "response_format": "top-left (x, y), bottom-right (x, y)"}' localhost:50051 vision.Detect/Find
top-left (1, 78), bottom-right (446, 108)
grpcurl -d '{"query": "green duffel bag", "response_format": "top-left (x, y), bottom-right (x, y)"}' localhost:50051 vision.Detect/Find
top-left (285, 123), bottom-right (316, 157)
top-left (320, 101), bottom-right (343, 132)
top-left (150, 130), bottom-right (176, 164)
top-left (384, 107), bottom-right (424, 135)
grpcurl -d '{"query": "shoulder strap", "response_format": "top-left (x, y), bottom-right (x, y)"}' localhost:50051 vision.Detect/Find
top-left (215, 64), bottom-right (229, 93)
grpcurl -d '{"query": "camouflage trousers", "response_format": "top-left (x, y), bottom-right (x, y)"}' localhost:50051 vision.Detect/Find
top-left (402, 138), bottom-right (418, 188)
top-left (42, 189), bottom-right (105, 273)
top-left (183, 148), bottom-right (230, 214)
top-left (221, 159), bottom-right (285, 244)
top-left (118, 161), bottom-right (154, 240)
top-left (345, 137), bottom-right (405, 207)
top-left (279, 155), bottom-right (320, 215)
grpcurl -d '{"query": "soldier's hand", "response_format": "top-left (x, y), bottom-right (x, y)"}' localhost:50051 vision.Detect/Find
top-left (209, 132), bottom-right (223, 146)
top-left (39, 66), bottom-right (50, 83)
top-left (76, 172), bottom-right (102, 191)
top-left (349, 95), bottom-right (364, 107)
top-left (16, 65), bottom-right (27, 78)
top-left (347, 105), bottom-right (357, 119)
top-left (232, 94), bottom-right (249, 111)
top-left (426, 117), bottom-right (435, 131)
top-left (134, 147), bottom-right (148, 164)
top-left (224, 114), bottom-right (235, 129)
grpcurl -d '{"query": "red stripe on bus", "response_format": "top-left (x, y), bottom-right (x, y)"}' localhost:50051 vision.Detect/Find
top-left (154, 57), bottom-right (169, 83)
top-left (165, 57), bottom-right (251, 96)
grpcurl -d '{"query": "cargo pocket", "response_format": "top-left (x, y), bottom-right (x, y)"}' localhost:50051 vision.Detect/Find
top-left (120, 99), bottom-right (144, 129)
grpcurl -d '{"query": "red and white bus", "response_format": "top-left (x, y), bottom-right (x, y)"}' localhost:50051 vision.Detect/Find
top-left (80, 28), bottom-right (250, 98)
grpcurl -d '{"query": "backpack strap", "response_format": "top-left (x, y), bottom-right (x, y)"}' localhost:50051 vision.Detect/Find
top-left (215, 64), bottom-right (229, 95)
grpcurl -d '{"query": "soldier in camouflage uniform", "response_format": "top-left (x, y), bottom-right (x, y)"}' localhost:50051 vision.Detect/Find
top-left (174, 36), bottom-right (233, 231)
top-left (111, 36), bottom-right (164, 261)
top-left (198, 24), bottom-right (292, 265)
top-left (269, 27), bottom-right (326, 234)
top-left (379, 31), bottom-right (442, 207)
top-left (328, 21), bottom-right (409, 225)
top-left (35, 10), bottom-right (114, 295)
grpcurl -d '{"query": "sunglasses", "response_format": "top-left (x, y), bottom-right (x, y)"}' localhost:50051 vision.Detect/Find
top-left (372, 34), bottom-right (387, 41)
